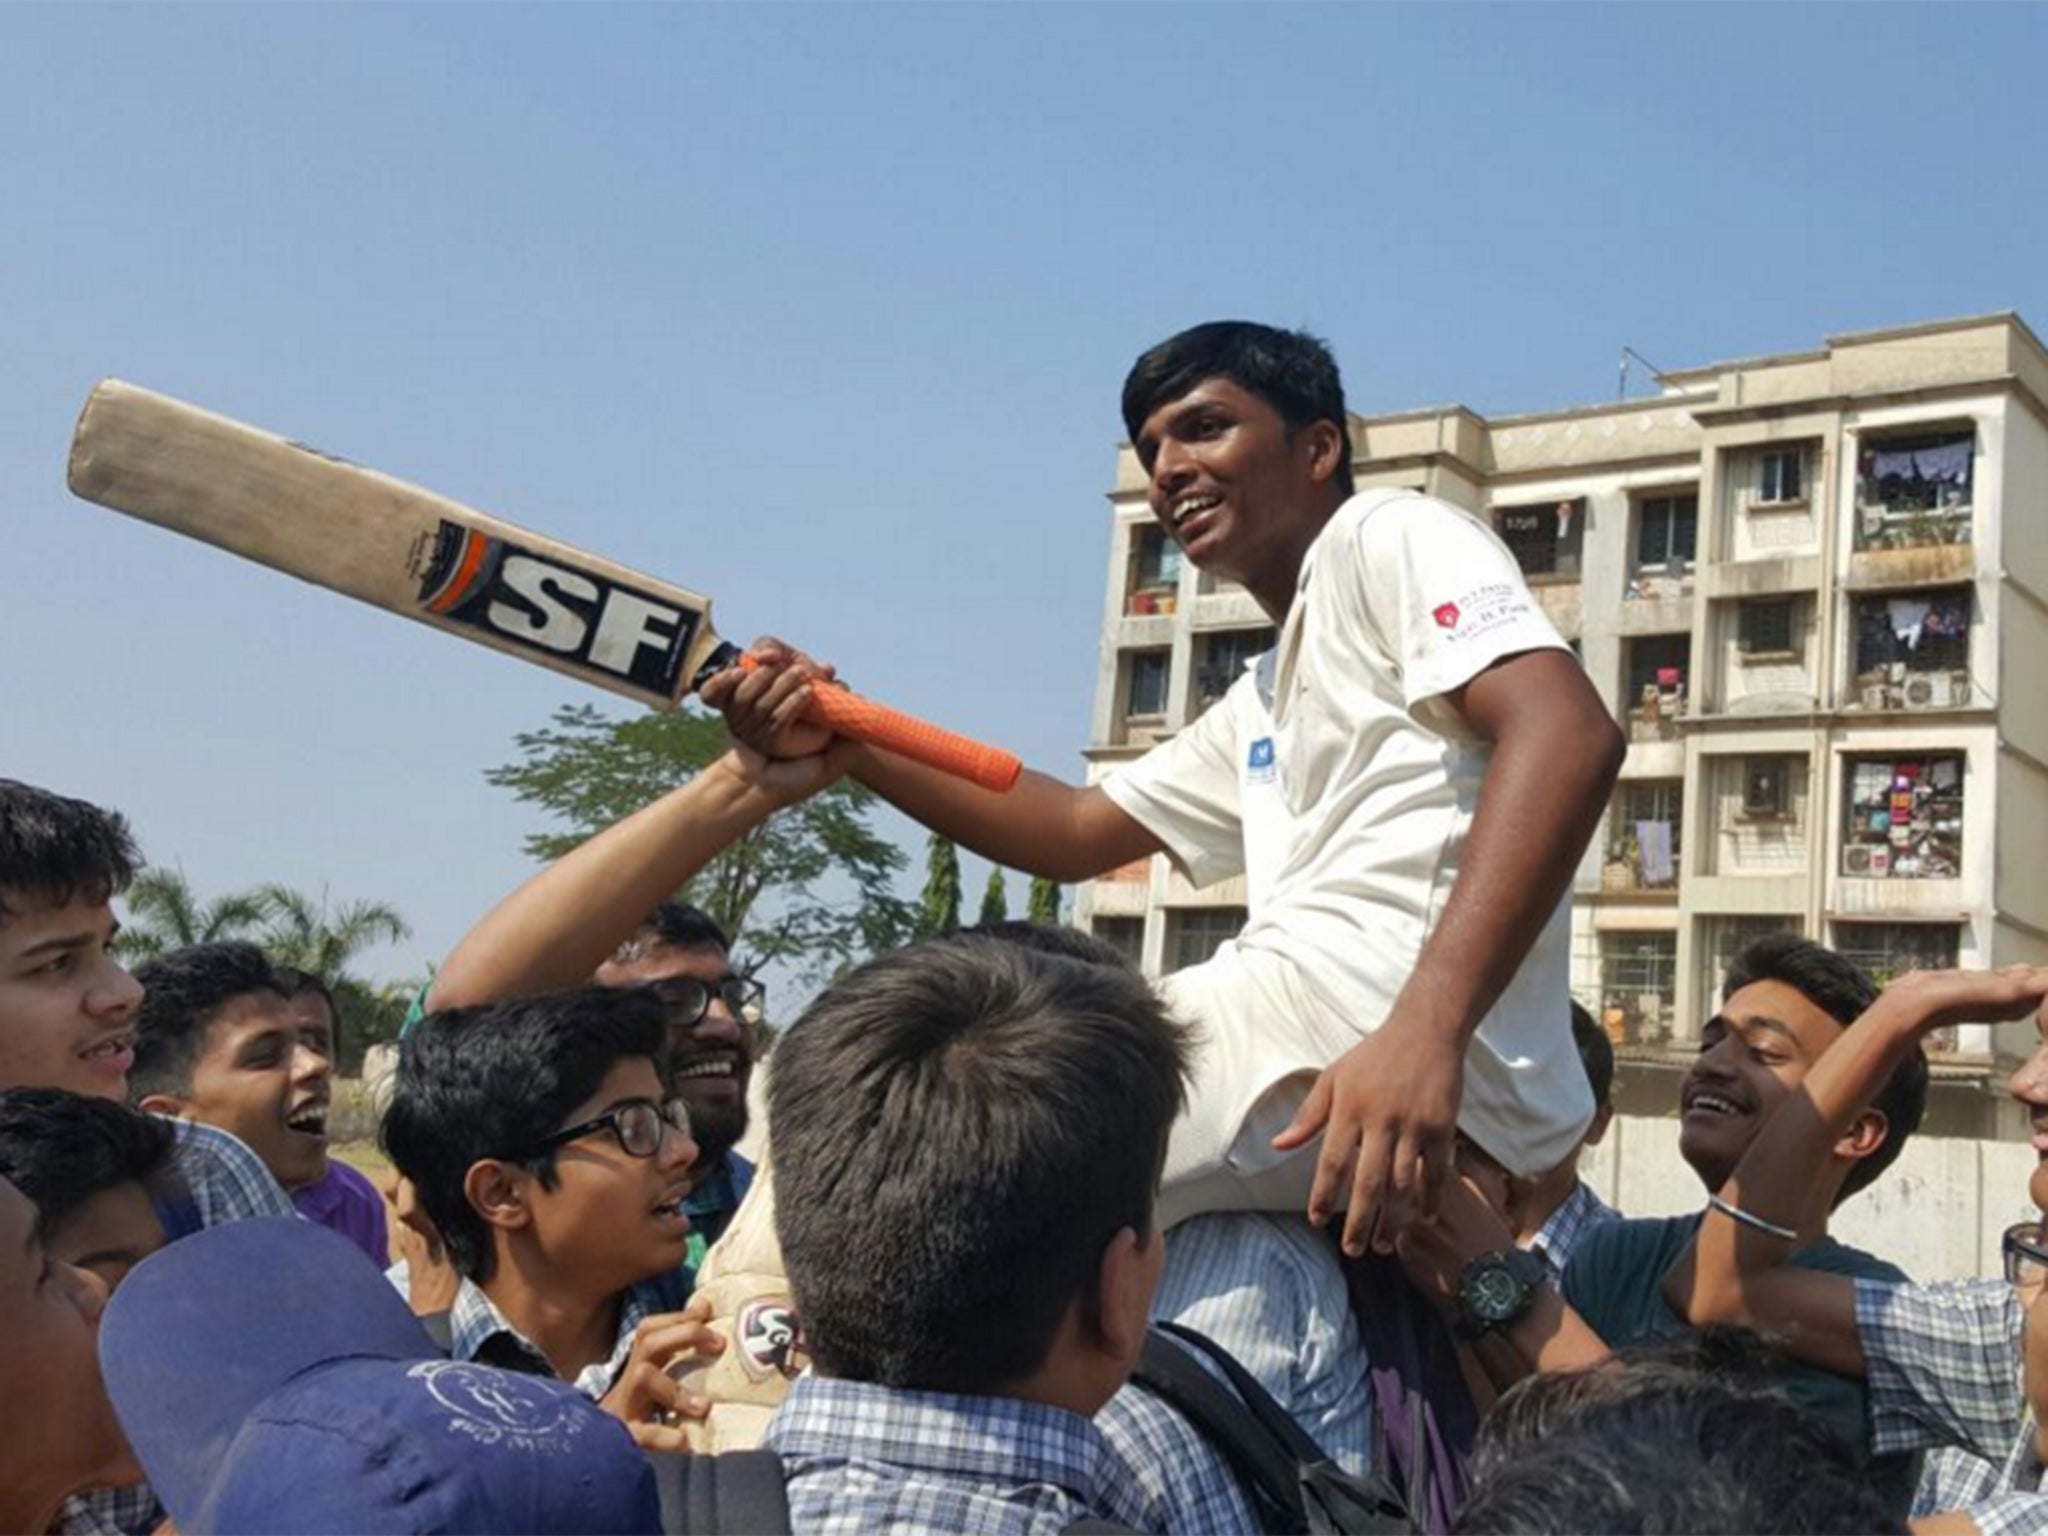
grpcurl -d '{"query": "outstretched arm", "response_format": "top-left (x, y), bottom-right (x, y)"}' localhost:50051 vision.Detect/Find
top-left (1665, 968), bottom-right (2048, 1377)
top-left (1275, 648), bottom-right (1625, 1253)
top-left (701, 640), bottom-right (1165, 883)
top-left (427, 745), bottom-right (842, 1011)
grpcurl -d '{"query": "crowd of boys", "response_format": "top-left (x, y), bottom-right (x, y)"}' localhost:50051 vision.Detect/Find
top-left (8, 320), bottom-right (2048, 1536)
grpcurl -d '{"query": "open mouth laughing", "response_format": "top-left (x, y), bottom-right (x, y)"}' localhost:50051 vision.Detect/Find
top-left (285, 1099), bottom-right (330, 1142)
top-left (673, 1049), bottom-right (744, 1091)
top-left (1681, 1086), bottom-right (1750, 1122)
top-left (78, 1031), bottom-right (135, 1078)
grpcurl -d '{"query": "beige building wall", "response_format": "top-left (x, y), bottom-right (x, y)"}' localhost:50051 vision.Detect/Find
top-left (1075, 312), bottom-right (2048, 1140)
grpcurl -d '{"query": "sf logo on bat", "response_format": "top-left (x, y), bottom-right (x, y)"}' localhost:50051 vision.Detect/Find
top-left (409, 521), bottom-right (702, 696)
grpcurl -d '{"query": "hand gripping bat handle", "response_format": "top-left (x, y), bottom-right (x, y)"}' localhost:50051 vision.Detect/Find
top-left (719, 650), bottom-right (1022, 793)
top-left (803, 683), bottom-right (1023, 793)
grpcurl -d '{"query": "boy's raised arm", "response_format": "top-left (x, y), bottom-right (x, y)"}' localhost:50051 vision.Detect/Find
top-left (427, 746), bottom-right (841, 1011)
top-left (1665, 968), bottom-right (2048, 1377)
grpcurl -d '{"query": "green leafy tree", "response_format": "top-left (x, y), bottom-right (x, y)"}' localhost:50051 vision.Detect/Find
top-left (977, 867), bottom-right (1008, 927)
top-left (1027, 875), bottom-right (1062, 925)
top-left (917, 832), bottom-right (962, 938)
top-left (114, 867), bottom-right (269, 961)
top-left (486, 704), bottom-right (914, 982)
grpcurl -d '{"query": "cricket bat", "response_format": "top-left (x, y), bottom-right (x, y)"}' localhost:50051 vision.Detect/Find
top-left (67, 381), bottom-right (1022, 792)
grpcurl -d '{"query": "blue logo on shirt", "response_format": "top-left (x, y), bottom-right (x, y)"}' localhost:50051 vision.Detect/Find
top-left (1247, 737), bottom-right (1277, 784)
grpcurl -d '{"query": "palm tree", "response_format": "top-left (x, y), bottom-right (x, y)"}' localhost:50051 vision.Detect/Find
top-left (115, 867), bottom-right (269, 961)
top-left (256, 885), bottom-right (411, 979)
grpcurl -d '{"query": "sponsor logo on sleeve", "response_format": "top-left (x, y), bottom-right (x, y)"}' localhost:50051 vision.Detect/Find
top-left (1246, 736), bottom-right (1278, 785)
top-left (1431, 583), bottom-right (1534, 645)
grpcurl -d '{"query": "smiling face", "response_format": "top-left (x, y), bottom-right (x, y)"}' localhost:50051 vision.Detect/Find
top-left (145, 991), bottom-right (332, 1192)
top-left (515, 1056), bottom-right (699, 1299)
top-left (1678, 979), bottom-right (1849, 1192)
top-left (1133, 377), bottom-right (1345, 617)
top-left (594, 942), bottom-right (752, 1166)
top-left (0, 896), bottom-right (143, 1100)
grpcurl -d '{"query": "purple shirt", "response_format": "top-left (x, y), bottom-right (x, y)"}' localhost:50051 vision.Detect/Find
top-left (292, 1159), bottom-right (390, 1266)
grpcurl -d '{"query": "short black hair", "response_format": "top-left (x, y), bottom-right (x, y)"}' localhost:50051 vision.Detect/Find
top-left (381, 987), bottom-right (671, 1283)
top-left (956, 919), bottom-right (1132, 971)
top-left (0, 1088), bottom-right (178, 1236)
top-left (770, 934), bottom-right (1191, 1394)
top-left (639, 901), bottom-right (730, 955)
top-left (130, 942), bottom-right (286, 1102)
top-left (1722, 933), bottom-right (1926, 1200)
top-left (1460, 1332), bottom-right (1900, 1534)
top-left (1121, 321), bottom-right (1354, 498)
top-left (1568, 1000), bottom-right (1614, 1109)
top-left (0, 779), bottom-right (141, 925)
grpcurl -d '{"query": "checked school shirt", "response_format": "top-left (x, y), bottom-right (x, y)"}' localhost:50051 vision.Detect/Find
top-left (1857, 1277), bottom-right (2048, 1536)
top-left (767, 1373), bottom-right (1257, 1536)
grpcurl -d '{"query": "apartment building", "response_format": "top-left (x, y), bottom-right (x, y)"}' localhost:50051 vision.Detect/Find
top-left (1074, 314), bottom-right (2048, 1133)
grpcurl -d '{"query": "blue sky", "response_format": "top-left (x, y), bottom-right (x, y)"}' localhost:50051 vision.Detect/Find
top-left (5, 3), bottom-right (2045, 993)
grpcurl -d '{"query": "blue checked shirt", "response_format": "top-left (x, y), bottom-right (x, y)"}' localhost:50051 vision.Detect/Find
top-left (1526, 1179), bottom-right (1621, 1280)
top-left (446, 1268), bottom-right (692, 1399)
top-left (1857, 1277), bottom-right (2048, 1536)
top-left (1148, 1211), bottom-right (1373, 1480)
top-left (63, 1122), bottom-right (296, 1536)
top-left (769, 1373), bottom-right (1253, 1535)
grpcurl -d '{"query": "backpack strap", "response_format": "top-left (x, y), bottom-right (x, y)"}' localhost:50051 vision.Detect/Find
top-left (647, 1448), bottom-right (792, 1536)
top-left (1143, 1322), bottom-right (1414, 1536)
top-left (1132, 1325), bottom-right (1312, 1534)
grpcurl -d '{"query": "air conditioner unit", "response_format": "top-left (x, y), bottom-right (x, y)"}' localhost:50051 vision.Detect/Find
top-left (1842, 845), bottom-right (1890, 877)
top-left (1904, 675), bottom-right (1938, 708)
top-left (1860, 683), bottom-right (1891, 710)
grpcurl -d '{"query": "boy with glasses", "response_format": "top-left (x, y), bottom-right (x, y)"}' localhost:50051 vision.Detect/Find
top-left (382, 985), bottom-right (725, 1450)
top-left (1666, 965), bottom-right (2048, 1535)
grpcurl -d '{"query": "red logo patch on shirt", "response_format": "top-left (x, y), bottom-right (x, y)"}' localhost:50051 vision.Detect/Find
top-left (1433, 602), bottom-right (1461, 629)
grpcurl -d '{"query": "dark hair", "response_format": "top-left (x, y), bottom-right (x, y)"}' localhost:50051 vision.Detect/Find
top-left (639, 901), bottom-right (730, 956)
top-left (1568, 1001), bottom-right (1614, 1109)
top-left (1120, 321), bottom-right (1354, 498)
top-left (0, 1088), bottom-right (179, 1235)
top-left (1722, 934), bottom-right (1926, 1200)
top-left (381, 987), bottom-right (670, 1282)
top-left (770, 934), bottom-right (1191, 1393)
top-left (1459, 1332), bottom-right (1901, 1534)
top-left (957, 919), bottom-right (1133, 971)
top-left (130, 942), bottom-right (286, 1102)
top-left (0, 779), bottom-right (141, 924)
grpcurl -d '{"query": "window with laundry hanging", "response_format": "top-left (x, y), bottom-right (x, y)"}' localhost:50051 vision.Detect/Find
top-left (1840, 755), bottom-right (1965, 879)
top-left (1854, 430), bottom-right (1974, 549)
top-left (1850, 588), bottom-right (1971, 708)
top-left (1495, 497), bottom-right (1587, 579)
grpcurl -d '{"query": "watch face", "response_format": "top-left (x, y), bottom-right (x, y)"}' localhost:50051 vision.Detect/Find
top-left (1469, 1262), bottom-right (1525, 1323)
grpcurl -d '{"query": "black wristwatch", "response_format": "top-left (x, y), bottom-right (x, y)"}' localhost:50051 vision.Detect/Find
top-left (1453, 1247), bottom-right (1548, 1341)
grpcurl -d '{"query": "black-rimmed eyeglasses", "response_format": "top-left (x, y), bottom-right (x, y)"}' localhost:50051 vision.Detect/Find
top-left (648, 975), bottom-right (766, 1030)
top-left (511, 1097), bottom-right (693, 1163)
top-left (2003, 1221), bottom-right (2048, 1286)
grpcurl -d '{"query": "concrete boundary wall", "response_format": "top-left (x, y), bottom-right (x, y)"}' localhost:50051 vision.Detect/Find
top-left (1580, 1113), bottom-right (2040, 1281)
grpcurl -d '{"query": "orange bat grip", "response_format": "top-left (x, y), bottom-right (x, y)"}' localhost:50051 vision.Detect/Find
top-left (803, 684), bottom-right (1022, 793)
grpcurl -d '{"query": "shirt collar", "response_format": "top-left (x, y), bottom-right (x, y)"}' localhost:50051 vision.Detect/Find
top-left (769, 1374), bottom-right (1114, 1501)
top-left (447, 1276), bottom-right (666, 1397)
